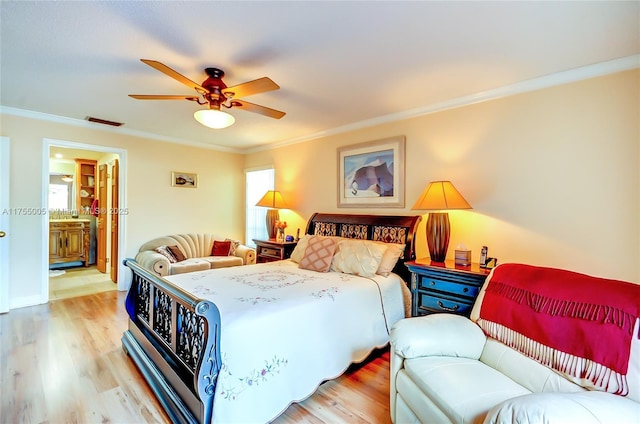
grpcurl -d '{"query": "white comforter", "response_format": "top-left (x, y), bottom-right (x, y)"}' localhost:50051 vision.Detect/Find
top-left (165, 259), bottom-right (408, 424)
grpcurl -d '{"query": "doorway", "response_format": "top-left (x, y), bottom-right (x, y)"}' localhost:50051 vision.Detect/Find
top-left (43, 139), bottom-right (127, 302)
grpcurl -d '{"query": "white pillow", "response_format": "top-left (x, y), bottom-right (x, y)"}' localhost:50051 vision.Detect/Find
top-left (330, 239), bottom-right (387, 277)
top-left (376, 243), bottom-right (405, 277)
top-left (290, 234), bottom-right (312, 263)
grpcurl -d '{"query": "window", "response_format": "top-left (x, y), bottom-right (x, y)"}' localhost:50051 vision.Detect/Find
top-left (245, 168), bottom-right (274, 247)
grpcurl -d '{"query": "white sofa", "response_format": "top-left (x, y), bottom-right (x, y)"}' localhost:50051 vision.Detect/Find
top-left (135, 233), bottom-right (256, 276)
top-left (390, 263), bottom-right (640, 424)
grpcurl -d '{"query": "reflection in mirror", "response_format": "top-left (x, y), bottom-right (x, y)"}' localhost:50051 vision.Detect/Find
top-left (49, 174), bottom-right (74, 212)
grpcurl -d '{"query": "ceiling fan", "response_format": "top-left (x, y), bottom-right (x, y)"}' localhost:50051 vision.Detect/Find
top-left (129, 59), bottom-right (285, 129)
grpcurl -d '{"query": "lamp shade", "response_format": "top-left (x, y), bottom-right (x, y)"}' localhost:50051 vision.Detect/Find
top-left (411, 181), bottom-right (472, 211)
top-left (193, 109), bottom-right (235, 129)
top-left (255, 190), bottom-right (289, 209)
top-left (411, 181), bottom-right (471, 263)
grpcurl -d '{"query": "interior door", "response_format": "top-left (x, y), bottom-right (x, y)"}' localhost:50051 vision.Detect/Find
top-left (0, 137), bottom-right (9, 313)
top-left (110, 159), bottom-right (119, 283)
top-left (96, 164), bottom-right (107, 273)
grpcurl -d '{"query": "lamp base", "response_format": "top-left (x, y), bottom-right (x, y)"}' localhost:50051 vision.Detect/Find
top-left (426, 212), bottom-right (450, 263)
top-left (265, 209), bottom-right (279, 240)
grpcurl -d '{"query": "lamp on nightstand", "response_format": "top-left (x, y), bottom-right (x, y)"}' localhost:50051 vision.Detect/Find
top-left (255, 190), bottom-right (289, 240)
top-left (411, 181), bottom-right (472, 263)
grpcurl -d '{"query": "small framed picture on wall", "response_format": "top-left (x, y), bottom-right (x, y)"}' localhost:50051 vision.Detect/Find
top-left (171, 171), bottom-right (198, 188)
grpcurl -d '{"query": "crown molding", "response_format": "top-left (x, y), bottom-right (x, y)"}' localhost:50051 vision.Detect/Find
top-left (243, 55), bottom-right (640, 154)
top-left (0, 106), bottom-right (240, 153)
top-left (2, 55), bottom-right (638, 155)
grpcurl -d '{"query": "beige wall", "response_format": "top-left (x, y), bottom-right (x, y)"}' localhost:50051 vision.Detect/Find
top-left (245, 70), bottom-right (640, 283)
top-left (2, 69), bottom-right (638, 309)
top-left (1, 115), bottom-right (245, 308)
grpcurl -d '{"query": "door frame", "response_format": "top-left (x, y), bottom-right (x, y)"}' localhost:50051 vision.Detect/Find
top-left (41, 138), bottom-right (128, 301)
top-left (0, 137), bottom-right (10, 313)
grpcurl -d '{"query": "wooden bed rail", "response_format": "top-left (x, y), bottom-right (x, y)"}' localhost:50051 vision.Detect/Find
top-left (123, 258), bottom-right (221, 424)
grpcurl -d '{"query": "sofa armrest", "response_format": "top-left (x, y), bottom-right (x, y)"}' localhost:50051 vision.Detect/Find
top-left (135, 251), bottom-right (170, 277)
top-left (234, 245), bottom-right (256, 265)
top-left (390, 313), bottom-right (486, 360)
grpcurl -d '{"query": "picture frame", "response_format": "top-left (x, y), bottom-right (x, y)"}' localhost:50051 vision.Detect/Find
top-left (171, 171), bottom-right (198, 188)
top-left (337, 135), bottom-right (405, 208)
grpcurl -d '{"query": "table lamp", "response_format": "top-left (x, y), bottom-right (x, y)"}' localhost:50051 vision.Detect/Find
top-left (411, 181), bottom-right (472, 262)
top-left (255, 190), bottom-right (288, 240)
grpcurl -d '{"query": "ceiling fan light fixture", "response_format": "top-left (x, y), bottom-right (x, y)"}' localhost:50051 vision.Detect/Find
top-left (193, 109), bottom-right (235, 129)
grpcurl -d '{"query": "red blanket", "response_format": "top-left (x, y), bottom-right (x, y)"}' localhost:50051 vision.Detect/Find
top-left (478, 263), bottom-right (640, 395)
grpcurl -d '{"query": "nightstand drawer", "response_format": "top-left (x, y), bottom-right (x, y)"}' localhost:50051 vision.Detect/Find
top-left (416, 276), bottom-right (480, 299)
top-left (416, 292), bottom-right (475, 316)
top-left (406, 259), bottom-right (490, 318)
top-left (258, 246), bottom-right (280, 257)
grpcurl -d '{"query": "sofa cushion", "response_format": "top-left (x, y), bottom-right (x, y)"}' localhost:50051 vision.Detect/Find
top-left (167, 244), bottom-right (186, 262)
top-left (484, 391), bottom-right (640, 424)
top-left (154, 245), bottom-right (177, 263)
top-left (170, 258), bottom-right (210, 275)
top-left (225, 238), bottom-right (241, 256)
top-left (202, 256), bottom-right (243, 269)
top-left (211, 240), bottom-right (232, 256)
top-left (401, 356), bottom-right (530, 423)
top-left (480, 338), bottom-right (585, 395)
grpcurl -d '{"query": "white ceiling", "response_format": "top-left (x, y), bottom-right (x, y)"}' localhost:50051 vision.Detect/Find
top-left (1, 1), bottom-right (638, 153)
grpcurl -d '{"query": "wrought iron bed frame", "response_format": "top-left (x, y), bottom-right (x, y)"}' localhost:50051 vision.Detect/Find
top-left (121, 213), bottom-right (421, 424)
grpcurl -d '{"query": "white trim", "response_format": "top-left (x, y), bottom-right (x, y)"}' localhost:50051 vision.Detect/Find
top-left (2, 55), bottom-right (638, 156)
top-left (0, 106), bottom-right (238, 153)
top-left (0, 137), bottom-right (10, 313)
top-left (42, 139), bottom-right (130, 305)
top-left (244, 55), bottom-right (640, 153)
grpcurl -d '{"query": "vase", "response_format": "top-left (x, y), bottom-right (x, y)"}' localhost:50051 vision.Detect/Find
top-left (277, 228), bottom-right (285, 243)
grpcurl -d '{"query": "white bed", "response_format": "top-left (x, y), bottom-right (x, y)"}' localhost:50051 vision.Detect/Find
top-left (165, 259), bottom-right (409, 423)
top-left (121, 213), bottom-right (422, 424)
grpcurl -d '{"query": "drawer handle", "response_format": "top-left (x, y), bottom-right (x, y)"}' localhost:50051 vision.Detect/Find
top-left (430, 281), bottom-right (436, 286)
top-left (463, 287), bottom-right (469, 293)
top-left (437, 300), bottom-right (459, 312)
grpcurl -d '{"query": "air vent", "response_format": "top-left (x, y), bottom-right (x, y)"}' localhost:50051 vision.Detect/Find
top-left (85, 116), bottom-right (124, 127)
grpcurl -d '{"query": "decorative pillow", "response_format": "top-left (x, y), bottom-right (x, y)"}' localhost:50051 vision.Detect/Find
top-left (376, 243), bottom-right (405, 277)
top-left (167, 245), bottom-right (187, 262)
top-left (330, 239), bottom-right (387, 277)
top-left (225, 238), bottom-right (241, 256)
top-left (290, 234), bottom-right (312, 263)
top-left (154, 245), bottom-right (177, 263)
top-left (211, 240), bottom-right (232, 256)
top-left (299, 236), bottom-right (337, 272)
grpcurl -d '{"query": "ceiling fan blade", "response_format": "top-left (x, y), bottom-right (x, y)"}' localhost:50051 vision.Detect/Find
top-left (129, 94), bottom-right (199, 101)
top-left (230, 100), bottom-right (286, 119)
top-left (223, 77), bottom-right (279, 99)
top-left (140, 59), bottom-right (206, 92)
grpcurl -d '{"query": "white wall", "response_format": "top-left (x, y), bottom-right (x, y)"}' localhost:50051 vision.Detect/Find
top-left (1, 115), bottom-right (245, 308)
top-left (245, 70), bottom-right (640, 283)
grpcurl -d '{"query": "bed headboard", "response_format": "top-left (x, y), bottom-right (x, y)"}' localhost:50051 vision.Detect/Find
top-left (304, 213), bottom-right (422, 282)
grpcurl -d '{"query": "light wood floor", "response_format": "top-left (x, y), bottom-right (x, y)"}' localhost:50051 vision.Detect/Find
top-left (49, 266), bottom-right (116, 301)
top-left (1, 290), bottom-right (393, 423)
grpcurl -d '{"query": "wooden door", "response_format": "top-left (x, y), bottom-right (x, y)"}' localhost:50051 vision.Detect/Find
top-left (96, 164), bottom-right (107, 273)
top-left (110, 159), bottom-right (119, 283)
